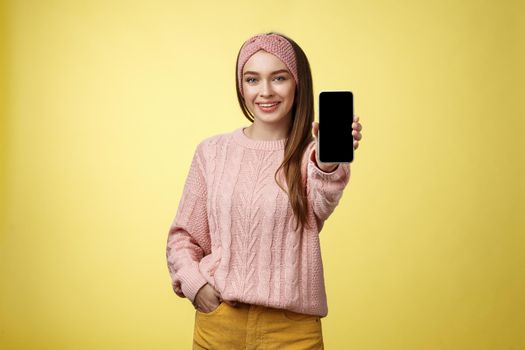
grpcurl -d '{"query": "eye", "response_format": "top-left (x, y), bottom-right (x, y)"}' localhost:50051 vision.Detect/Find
top-left (245, 77), bottom-right (256, 83)
top-left (275, 76), bottom-right (286, 81)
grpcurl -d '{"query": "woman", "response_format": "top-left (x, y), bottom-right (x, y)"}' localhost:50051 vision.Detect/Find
top-left (166, 31), bottom-right (363, 349)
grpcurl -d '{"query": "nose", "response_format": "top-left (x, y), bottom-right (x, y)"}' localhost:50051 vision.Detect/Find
top-left (259, 79), bottom-right (274, 97)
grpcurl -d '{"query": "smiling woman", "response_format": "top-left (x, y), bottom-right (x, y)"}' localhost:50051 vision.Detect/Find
top-left (166, 31), bottom-right (363, 350)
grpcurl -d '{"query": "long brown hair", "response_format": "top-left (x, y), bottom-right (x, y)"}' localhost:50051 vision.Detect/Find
top-left (235, 32), bottom-right (314, 232)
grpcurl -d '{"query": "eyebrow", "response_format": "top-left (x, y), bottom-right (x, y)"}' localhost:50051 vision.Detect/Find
top-left (243, 69), bottom-right (290, 76)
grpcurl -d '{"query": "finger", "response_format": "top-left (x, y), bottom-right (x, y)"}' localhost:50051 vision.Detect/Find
top-left (354, 115), bottom-right (359, 122)
top-left (224, 299), bottom-right (238, 307)
top-left (354, 140), bottom-right (359, 150)
top-left (312, 121), bottom-right (319, 138)
top-left (352, 130), bottom-right (362, 141)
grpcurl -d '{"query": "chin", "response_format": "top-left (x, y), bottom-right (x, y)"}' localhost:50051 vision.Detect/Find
top-left (255, 115), bottom-right (287, 125)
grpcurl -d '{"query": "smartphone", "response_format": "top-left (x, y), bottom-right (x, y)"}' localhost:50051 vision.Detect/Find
top-left (318, 90), bottom-right (354, 163)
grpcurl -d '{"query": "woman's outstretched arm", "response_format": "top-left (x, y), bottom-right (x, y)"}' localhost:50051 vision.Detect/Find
top-left (304, 116), bottom-right (362, 231)
top-left (304, 140), bottom-right (351, 231)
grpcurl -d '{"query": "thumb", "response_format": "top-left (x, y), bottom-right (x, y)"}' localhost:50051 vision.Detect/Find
top-left (312, 121), bottom-right (319, 139)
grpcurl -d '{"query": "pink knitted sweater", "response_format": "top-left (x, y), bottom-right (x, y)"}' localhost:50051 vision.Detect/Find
top-left (166, 127), bottom-right (351, 317)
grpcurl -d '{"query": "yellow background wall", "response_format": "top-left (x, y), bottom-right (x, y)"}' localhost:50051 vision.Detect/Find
top-left (1, 0), bottom-right (523, 349)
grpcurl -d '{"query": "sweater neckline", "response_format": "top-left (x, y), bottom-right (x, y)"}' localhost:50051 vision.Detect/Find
top-left (233, 127), bottom-right (287, 151)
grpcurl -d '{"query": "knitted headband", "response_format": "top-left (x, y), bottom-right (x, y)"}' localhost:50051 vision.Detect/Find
top-left (237, 33), bottom-right (298, 96)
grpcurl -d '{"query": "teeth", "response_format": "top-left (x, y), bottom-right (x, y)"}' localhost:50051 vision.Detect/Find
top-left (259, 103), bottom-right (278, 107)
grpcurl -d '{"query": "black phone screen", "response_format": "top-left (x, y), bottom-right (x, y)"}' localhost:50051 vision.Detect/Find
top-left (318, 91), bottom-right (354, 163)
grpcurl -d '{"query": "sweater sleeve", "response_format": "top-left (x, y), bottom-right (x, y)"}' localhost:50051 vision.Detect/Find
top-left (166, 142), bottom-right (211, 304)
top-left (304, 140), bottom-right (351, 231)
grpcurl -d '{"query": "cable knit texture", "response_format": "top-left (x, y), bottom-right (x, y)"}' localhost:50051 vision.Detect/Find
top-left (166, 127), bottom-right (351, 317)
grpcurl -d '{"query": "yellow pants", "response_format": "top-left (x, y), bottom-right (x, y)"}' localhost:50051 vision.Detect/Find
top-left (193, 301), bottom-right (324, 350)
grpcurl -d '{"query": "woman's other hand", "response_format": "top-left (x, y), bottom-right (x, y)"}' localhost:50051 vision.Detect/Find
top-left (193, 283), bottom-right (237, 312)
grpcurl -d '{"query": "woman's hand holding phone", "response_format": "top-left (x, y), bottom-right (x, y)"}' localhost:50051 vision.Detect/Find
top-left (312, 115), bottom-right (362, 172)
top-left (351, 115), bottom-right (362, 149)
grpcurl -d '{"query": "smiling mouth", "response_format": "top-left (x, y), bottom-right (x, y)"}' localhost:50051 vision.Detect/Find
top-left (257, 102), bottom-right (280, 107)
top-left (256, 102), bottom-right (281, 112)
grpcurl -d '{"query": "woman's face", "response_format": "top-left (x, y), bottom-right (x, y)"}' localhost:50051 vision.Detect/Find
top-left (242, 50), bottom-right (296, 128)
